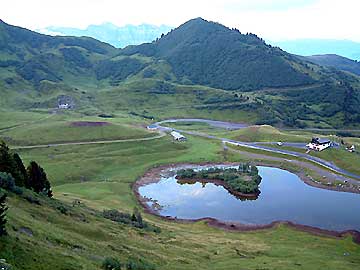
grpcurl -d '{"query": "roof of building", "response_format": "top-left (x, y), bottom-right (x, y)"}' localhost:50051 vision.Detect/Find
top-left (312, 137), bottom-right (331, 144)
top-left (171, 131), bottom-right (186, 139)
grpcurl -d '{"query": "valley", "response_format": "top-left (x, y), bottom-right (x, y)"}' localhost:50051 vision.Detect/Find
top-left (0, 17), bottom-right (360, 270)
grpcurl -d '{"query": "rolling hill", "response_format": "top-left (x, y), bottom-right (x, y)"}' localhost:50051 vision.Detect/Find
top-left (0, 18), bottom-right (360, 128)
top-left (122, 18), bottom-right (316, 90)
top-left (304, 54), bottom-right (360, 76)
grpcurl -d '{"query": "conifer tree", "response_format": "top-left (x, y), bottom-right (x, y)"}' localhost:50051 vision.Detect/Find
top-left (13, 153), bottom-right (28, 187)
top-left (0, 141), bottom-right (27, 187)
top-left (27, 161), bottom-right (52, 197)
top-left (0, 141), bottom-right (13, 175)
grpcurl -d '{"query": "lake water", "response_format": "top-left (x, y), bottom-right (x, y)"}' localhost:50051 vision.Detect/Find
top-left (138, 166), bottom-right (360, 232)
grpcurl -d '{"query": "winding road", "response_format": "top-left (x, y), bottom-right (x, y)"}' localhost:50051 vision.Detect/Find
top-left (153, 119), bottom-right (360, 181)
top-left (10, 131), bottom-right (166, 150)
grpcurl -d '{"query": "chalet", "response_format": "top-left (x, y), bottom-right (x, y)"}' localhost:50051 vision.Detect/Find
top-left (170, 131), bottom-right (186, 141)
top-left (58, 103), bottom-right (70, 109)
top-left (306, 138), bottom-right (332, 151)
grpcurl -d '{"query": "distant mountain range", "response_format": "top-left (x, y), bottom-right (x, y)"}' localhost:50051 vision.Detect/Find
top-left (271, 39), bottom-right (360, 61)
top-left (37, 23), bottom-right (172, 48)
top-left (1, 18), bottom-right (359, 128)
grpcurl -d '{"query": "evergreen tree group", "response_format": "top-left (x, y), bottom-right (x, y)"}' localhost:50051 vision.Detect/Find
top-left (0, 141), bottom-right (52, 197)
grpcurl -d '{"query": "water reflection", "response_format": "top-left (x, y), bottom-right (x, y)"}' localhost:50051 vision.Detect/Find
top-left (176, 178), bottom-right (260, 201)
top-left (139, 166), bottom-right (360, 232)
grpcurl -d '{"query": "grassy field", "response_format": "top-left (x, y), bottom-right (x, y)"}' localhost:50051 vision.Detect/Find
top-left (17, 135), bottom-right (221, 209)
top-left (1, 119), bottom-right (153, 146)
top-left (0, 110), bottom-right (50, 130)
top-left (0, 112), bottom-right (157, 146)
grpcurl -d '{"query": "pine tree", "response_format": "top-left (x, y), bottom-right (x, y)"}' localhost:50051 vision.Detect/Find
top-left (0, 141), bottom-right (27, 187)
top-left (0, 141), bottom-right (13, 175)
top-left (27, 161), bottom-right (52, 197)
top-left (13, 153), bottom-right (28, 187)
top-left (0, 193), bottom-right (8, 236)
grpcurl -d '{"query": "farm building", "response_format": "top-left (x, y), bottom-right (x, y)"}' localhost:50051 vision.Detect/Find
top-left (170, 131), bottom-right (186, 141)
top-left (306, 138), bottom-right (332, 151)
top-left (147, 124), bottom-right (158, 130)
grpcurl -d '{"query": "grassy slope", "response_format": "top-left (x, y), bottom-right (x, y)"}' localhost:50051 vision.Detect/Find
top-left (93, 80), bottom-right (259, 123)
top-left (3, 191), bottom-right (360, 270)
top-left (267, 144), bottom-right (360, 176)
top-left (1, 119), bottom-right (153, 146)
top-left (163, 123), bottom-right (316, 142)
top-left (2, 133), bottom-right (360, 270)
top-left (224, 125), bottom-right (313, 142)
top-left (0, 111), bottom-right (49, 130)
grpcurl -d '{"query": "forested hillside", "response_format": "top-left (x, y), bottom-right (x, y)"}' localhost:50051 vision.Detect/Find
top-left (122, 18), bottom-right (317, 90)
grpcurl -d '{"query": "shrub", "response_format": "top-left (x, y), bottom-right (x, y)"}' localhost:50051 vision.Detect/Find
top-left (102, 257), bottom-right (122, 270)
top-left (103, 209), bottom-right (161, 233)
top-left (23, 194), bottom-right (41, 205)
top-left (0, 172), bottom-right (16, 191)
top-left (0, 172), bottom-right (23, 195)
top-left (126, 258), bottom-right (155, 270)
top-left (56, 205), bottom-right (69, 215)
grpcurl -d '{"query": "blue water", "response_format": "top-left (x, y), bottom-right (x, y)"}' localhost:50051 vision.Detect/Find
top-left (139, 166), bottom-right (360, 231)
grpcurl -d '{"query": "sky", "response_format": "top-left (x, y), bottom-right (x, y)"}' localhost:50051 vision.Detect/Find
top-left (1, 0), bottom-right (360, 42)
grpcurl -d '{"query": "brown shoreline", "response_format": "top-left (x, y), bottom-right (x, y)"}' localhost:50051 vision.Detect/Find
top-left (132, 162), bottom-right (360, 245)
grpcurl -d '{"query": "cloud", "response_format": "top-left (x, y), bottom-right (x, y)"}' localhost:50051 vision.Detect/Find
top-left (222, 0), bottom-right (317, 11)
top-left (1, 0), bottom-right (359, 41)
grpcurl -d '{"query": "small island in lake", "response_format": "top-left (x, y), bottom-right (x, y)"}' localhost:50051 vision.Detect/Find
top-left (176, 164), bottom-right (262, 197)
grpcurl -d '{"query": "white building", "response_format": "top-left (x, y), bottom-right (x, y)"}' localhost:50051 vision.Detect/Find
top-left (306, 138), bottom-right (331, 151)
top-left (170, 131), bottom-right (186, 141)
top-left (147, 124), bottom-right (158, 130)
top-left (58, 103), bottom-right (70, 109)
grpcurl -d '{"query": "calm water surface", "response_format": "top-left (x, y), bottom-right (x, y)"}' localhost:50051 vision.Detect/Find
top-left (139, 166), bottom-right (360, 231)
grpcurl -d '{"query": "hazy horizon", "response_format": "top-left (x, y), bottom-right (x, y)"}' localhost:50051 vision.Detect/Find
top-left (1, 0), bottom-right (360, 43)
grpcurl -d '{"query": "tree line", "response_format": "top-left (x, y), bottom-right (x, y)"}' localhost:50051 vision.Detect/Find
top-left (0, 141), bottom-right (53, 236)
